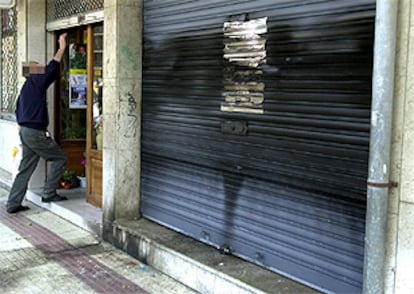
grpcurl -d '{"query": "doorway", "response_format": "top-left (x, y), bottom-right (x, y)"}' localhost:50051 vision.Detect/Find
top-left (55, 23), bottom-right (103, 208)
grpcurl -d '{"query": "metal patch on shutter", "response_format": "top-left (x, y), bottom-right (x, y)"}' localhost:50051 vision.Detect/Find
top-left (222, 17), bottom-right (267, 114)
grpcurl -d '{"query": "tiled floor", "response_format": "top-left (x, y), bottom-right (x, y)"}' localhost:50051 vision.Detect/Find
top-left (0, 187), bottom-right (198, 294)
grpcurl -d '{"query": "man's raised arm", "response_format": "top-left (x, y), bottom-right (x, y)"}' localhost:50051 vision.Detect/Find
top-left (53, 33), bottom-right (67, 63)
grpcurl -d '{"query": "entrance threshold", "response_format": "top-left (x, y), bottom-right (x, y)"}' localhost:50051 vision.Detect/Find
top-left (26, 188), bottom-right (102, 237)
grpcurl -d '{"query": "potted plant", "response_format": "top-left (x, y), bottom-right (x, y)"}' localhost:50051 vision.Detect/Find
top-left (61, 170), bottom-right (78, 190)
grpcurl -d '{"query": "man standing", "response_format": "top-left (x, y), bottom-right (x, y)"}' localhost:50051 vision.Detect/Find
top-left (6, 33), bottom-right (69, 214)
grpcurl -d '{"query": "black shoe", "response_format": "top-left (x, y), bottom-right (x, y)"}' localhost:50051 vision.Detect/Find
top-left (7, 205), bottom-right (30, 214)
top-left (41, 194), bottom-right (68, 203)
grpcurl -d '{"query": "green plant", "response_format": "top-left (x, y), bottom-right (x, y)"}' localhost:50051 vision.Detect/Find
top-left (62, 170), bottom-right (76, 182)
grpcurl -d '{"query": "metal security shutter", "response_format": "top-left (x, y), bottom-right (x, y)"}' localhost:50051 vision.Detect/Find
top-left (141, 1), bottom-right (375, 293)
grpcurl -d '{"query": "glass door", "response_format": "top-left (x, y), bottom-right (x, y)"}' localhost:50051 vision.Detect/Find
top-left (57, 27), bottom-right (87, 181)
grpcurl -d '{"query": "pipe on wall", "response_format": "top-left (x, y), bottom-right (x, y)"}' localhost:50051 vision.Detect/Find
top-left (363, 0), bottom-right (398, 293)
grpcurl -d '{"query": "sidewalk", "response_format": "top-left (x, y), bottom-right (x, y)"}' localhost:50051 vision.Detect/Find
top-left (0, 187), bottom-right (197, 294)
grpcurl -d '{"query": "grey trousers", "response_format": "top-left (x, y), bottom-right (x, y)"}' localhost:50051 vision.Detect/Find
top-left (6, 127), bottom-right (67, 210)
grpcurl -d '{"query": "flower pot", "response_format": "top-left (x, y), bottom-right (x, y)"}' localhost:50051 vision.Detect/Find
top-left (78, 176), bottom-right (87, 188)
top-left (63, 181), bottom-right (71, 190)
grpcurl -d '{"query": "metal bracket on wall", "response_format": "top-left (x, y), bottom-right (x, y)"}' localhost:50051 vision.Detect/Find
top-left (367, 181), bottom-right (398, 188)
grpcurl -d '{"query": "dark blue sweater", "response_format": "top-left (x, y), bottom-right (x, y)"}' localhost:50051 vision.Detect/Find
top-left (15, 60), bottom-right (60, 130)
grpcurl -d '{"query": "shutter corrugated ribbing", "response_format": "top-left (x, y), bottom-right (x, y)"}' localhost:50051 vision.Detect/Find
top-left (141, 1), bottom-right (375, 293)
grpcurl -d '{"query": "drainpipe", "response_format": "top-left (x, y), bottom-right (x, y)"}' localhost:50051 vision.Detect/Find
top-left (363, 0), bottom-right (398, 293)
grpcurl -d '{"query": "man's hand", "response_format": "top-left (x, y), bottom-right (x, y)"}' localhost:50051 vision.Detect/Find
top-left (58, 33), bottom-right (67, 50)
top-left (54, 33), bottom-right (67, 63)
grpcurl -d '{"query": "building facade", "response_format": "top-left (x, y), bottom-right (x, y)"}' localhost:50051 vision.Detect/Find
top-left (0, 0), bottom-right (412, 293)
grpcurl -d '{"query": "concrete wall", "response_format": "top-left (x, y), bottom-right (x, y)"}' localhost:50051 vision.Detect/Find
top-left (0, 0), bottom-right (47, 189)
top-left (0, 121), bottom-right (20, 185)
top-left (387, 0), bottom-right (414, 293)
top-left (102, 0), bottom-right (143, 241)
top-left (0, 0), bottom-right (26, 181)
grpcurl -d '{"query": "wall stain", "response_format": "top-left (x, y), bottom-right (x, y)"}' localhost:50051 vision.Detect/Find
top-left (121, 45), bottom-right (138, 71)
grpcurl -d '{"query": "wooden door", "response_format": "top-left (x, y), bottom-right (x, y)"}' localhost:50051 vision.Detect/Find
top-left (86, 24), bottom-right (103, 207)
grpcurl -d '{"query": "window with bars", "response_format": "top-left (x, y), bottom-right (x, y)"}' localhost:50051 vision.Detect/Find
top-left (47, 0), bottom-right (104, 22)
top-left (0, 7), bottom-right (18, 114)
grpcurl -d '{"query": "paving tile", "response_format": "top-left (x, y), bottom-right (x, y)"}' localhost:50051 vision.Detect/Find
top-left (26, 210), bottom-right (100, 248)
top-left (0, 221), bottom-right (33, 251)
top-left (1, 263), bottom-right (96, 294)
top-left (0, 187), bottom-right (197, 294)
top-left (83, 242), bottom-right (198, 294)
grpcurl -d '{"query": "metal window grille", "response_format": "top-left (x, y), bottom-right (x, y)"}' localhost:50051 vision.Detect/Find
top-left (47, 0), bottom-right (104, 22)
top-left (1, 8), bottom-right (18, 113)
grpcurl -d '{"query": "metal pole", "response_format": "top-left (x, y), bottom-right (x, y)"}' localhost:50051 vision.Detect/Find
top-left (363, 0), bottom-right (398, 293)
